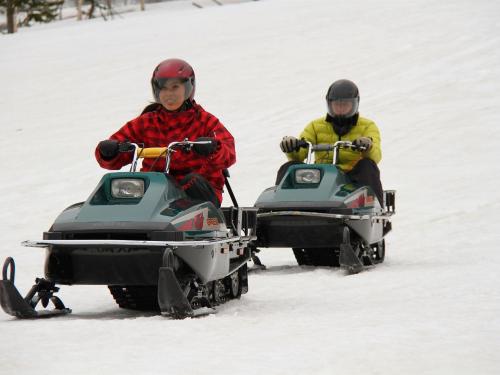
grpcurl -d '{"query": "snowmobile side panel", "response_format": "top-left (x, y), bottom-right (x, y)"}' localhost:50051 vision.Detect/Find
top-left (175, 244), bottom-right (230, 284)
top-left (347, 219), bottom-right (384, 244)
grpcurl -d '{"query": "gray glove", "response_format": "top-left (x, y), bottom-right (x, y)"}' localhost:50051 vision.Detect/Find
top-left (352, 137), bottom-right (373, 151)
top-left (280, 136), bottom-right (300, 153)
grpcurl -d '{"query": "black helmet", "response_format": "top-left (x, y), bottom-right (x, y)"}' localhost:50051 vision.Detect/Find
top-left (326, 79), bottom-right (360, 118)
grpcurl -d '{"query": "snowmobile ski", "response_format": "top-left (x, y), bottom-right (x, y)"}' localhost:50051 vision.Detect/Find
top-left (339, 227), bottom-right (364, 275)
top-left (157, 266), bottom-right (194, 319)
top-left (248, 246), bottom-right (266, 271)
top-left (0, 258), bottom-right (71, 319)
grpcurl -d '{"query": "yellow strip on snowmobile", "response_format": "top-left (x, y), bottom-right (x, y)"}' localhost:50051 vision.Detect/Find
top-left (136, 147), bottom-right (168, 158)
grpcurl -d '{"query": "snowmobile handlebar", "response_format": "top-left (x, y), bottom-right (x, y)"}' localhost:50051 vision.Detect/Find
top-left (123, 140), bottom-right (213, 173)
top-left (301, 140), bottom-right (366, 165)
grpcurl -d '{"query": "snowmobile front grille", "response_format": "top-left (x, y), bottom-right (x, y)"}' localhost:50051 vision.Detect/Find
top-left (64, 232), bottom-right (149, 241)
top-left (44, 230), bottom-right (184, 242)
top-left (256, 215), bottom-right (345, 248)
top-left (45, 246), bottom-right (164, 285)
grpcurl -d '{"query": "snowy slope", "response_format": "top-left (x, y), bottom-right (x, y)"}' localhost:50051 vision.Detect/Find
top-left (1, 0), bottom-right (500, 374)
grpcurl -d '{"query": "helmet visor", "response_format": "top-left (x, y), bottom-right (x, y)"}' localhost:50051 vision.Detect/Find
top-left (328, 97), bottom-right (359, 118)
top-left (152, 77), bottom-right (193, 101)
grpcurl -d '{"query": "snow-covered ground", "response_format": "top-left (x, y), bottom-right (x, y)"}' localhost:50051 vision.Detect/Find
top-left (1, 0), bottom-right (500, 373)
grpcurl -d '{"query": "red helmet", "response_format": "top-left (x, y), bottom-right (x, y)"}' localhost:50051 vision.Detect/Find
top-left (151, 58), bottom-right (196, 103)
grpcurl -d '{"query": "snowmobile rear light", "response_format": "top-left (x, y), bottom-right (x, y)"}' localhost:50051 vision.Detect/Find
top-left (295, 169), bottom-right (321, 184)
top-left (111, 179), bottom-right (145, 199)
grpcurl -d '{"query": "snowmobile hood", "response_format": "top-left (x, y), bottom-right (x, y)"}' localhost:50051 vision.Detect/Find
top-left (254, 164), bottom-right (379, 212)
top-left (50, 172), bottom-right (226, 233)
top-left (52, 172), bottom-right (182, 224)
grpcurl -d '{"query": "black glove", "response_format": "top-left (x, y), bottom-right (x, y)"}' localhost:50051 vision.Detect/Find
top-left (193, 137), bottom-right (219, 156)
top-left (280, 136), bottom-right (301, 153)
top-left (352, 137), bottom-right (373, 151)
top-left (98, 139), bottom-right (120, 160)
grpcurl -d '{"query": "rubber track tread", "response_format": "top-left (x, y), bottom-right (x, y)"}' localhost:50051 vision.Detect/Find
top-left (108, 285), bottom-right (160, 311)
top-left (293, 248), bottom-right (340, 267)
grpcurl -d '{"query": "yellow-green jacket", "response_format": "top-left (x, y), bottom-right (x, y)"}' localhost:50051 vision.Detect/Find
top-left (286, 115), bottom-right (382, 172)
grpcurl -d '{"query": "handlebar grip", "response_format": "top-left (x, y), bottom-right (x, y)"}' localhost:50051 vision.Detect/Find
top-left (350, 144), bottom-right (367, 152)
top-left (312, 144), bottom-right (335, 152)
top-left (297, 140), bottom-right (309, 149)
top-left (118, 142), bottom-right (135, 152)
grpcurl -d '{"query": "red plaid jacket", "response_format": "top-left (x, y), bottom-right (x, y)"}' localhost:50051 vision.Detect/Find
top-left (95, 102), bottom-right (236, 203)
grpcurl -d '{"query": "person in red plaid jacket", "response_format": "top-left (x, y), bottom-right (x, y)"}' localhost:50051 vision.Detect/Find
top-left (95, 58), bottom-right (235, 207)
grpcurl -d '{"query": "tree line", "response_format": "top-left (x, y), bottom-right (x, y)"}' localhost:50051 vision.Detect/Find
top-left (0, 0), bottom-right (146, 33)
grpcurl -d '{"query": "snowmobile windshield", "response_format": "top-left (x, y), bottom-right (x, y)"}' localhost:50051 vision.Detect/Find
top-left (328, 97), bottom-right (359, 118)
top-left (153, 78), bottom-right (193, 101)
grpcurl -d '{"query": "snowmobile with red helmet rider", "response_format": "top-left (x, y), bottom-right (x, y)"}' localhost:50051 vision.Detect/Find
top-left (0, 58), bottom-right (257, 319)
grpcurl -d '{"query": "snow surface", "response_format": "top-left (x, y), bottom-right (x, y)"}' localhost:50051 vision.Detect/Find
top-left (1, 0), bottom-right (500, 373)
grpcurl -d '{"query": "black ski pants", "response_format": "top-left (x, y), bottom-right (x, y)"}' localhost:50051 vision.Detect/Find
top-left (275, 158), bottom-right (383, 204)
top-left (179, 173), bottom-right (221, 208)
top-left (347, 158), bottom-right (383, 204)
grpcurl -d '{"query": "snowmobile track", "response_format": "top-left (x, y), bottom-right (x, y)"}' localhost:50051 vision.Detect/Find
top-left (108, 285), bottom-right (160, 311)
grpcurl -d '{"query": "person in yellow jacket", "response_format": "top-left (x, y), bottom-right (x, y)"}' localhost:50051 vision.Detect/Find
top-left (278, 79), bottom-right (384, 203)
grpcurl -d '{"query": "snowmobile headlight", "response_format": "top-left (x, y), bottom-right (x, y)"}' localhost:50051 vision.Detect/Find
top-left (295, 169), bottom-right (321, 184)
top-left (111, 179), bottom-right (145, 199)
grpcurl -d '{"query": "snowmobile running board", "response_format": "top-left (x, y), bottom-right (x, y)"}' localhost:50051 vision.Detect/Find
top-left (257, 211), bottom-right (394, 221)
top-left (21, 236), bottom-right (255, 248)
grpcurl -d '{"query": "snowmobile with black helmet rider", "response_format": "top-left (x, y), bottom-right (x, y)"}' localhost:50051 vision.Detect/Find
top-left (278, 79), bottom-right (383, 204)
top-left (251, 79), bottom-right (395, 273)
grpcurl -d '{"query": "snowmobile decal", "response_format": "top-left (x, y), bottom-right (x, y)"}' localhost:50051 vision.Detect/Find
top-left (172, 207), bottom-right (223, 231)
top-left (345, 188), bottom-right (375, 209)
